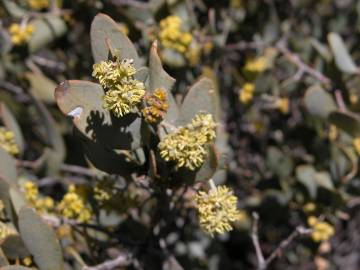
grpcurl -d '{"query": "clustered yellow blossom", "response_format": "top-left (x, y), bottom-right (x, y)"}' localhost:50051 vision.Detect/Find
top-left (328, 125), bottom-right (338, 141)
top-left (0, 222), bottom-right (16, 240)
top-left (94, 186), bottom-right (111, 202)
top-left (159, 113), bottom-right (216, 170)
top-left (142, 88), bottom-right (169, 124)
top-left (118, 23), bottom-right (129, 36)
top-left (57, 185), bottom-right (92, 223)
top-left (303, 202), bottom-right (316, 213)
top-left (8, 23), bottom-right (34, 45)
top-left (159, 16), bottom-right (192, 54)
top-left (244, 56), bottom-right (268, 73)
top-left (92, 58), bottom-right (145, 117)
top-left (0, 127), bottom-right (19, 156)
top-left (239, 82), bottom-right (255, 104)
top-left (27, 0), bottom-right (49, 10)
top-left (275, 97), bottom-right (289, 114)
top-left (307, 216), bottom-right (335, 242)
top-left (195, 184), bottom-right (242, 236)
top-left (22, 257), bottom-right (33, 266)
top-left (353, 137), bottom-right (360, 155)
top-left (21, 181), bottom-right (54, 213)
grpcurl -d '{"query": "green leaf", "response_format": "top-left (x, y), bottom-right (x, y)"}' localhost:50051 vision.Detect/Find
top-left (176, 78), bottom-right (217, 126)
top-left (329, 111), bottom-right (360, 137)
top-left (0, 247), bottom-right (9, 266)
top-left (296, 165), bottom-right (317, 199)
top-left (0, 147), bottom-right (17, 185)
top-left (328, 32), bottom-right (359, 74)
top-left (149, 41), bottom-right (178, 124)
top-left (90, 13), bottom-right (140, 66)
top-left (0, 0), bottom-right (27, 18)
top-left (1, 234), bottom-right (30, 260)
top-left (55, 80), bottom-right (142, 150)
top-left (1, 266), bottom-right (32, 270)
top-left (304, 85), bottom-right (336, 118)
top-left (25, 72), bottom-right (57, 103)
top-left (30, 94), bottom-right (65, 174)
top-left (9, 188), bottom-right (26, 215)
top-left (194, 145), bottom-right (218, 182)
top-left (314, 171), bottom-right (334, 190)
top-left (19, 207), bottom-right (64, 270)
top-left (266, 146), bottom-right (293, 180)
top-left (29, 15), bottom-right (67, 53)
top-left (0, 103), bottom-right (25, 154)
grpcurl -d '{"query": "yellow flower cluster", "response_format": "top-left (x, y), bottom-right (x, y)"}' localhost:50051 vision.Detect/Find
top-left (159, 16), bottom-right (193, 54)
top-left (195, 184), bottom-right (242, 236)
top-left (58, 185), bottom-right (92, 223)
top-left (21, 181), bottom-right (54, 213)
top-left (94, 186), bottom-right (111, 202)
top-left (275, 97), bottom-right (289, 114)
top-left (353, 137), bottom-right (360, 155)
top-left (92, 58), bottom-right (145, 117)
top-left (27, 0), bottom-right (49, 10)
top-left (239, 83), bottom-right (255, 104)
top-left (8, 23), bottom-right (34, 45)
top-left (142, 88), bottom-right (169, 124)
top-left (0, 127), bottom-right (19, 156)
top-left (159, 113), bottom-right (216, 170)
top-left (244, 56), bottom-right (268, 73)
top-left (0, 222), bottom-right (16, 240)
top-left (307, 216), bottom-right (335, 242)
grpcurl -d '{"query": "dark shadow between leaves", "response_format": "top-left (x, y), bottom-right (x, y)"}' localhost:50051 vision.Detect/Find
top-left (85, 110), bottom-right (140, 150)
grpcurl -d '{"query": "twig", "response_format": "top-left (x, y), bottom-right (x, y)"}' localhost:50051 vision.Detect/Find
top-left (334, 90), bottom-right (347, 111)
top-left (251, 213), bottom-right (312, 269)
top-left (30, 55), bottom-right (66, 72)
top-left (251, 212), bottom-right (266, 270)
top-left (83, 252), bottom-right (132, 270)
top-left (264, 226), bottom-right (312, 266)
top-left (276, 41), bottom-right (331, 85)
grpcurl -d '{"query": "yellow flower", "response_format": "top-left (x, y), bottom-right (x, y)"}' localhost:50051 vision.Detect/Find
top-left (142, 88), bottom-right (169, 124)
top-left (353, 137), bottom-right (360, 155)
top-left (244, 56), bottom-right (268, 73)
top-left (21, 181), bottom-right (54, 213)
top-left (158, 113), bottom-right (216, 170)
top-left (307, 216), bottom-right (335, 242)
top-left (159, 16), bottom-right (194, 59)
top-left (8, 23), bottom-right (34, 45)
top-left (303, 202), bottom-right (316, 213)
top-left (22, 256), bottom-right (32, 266)
top-left (328, 125), bottom-right (338, 141)
top-left (94, 186), bottom-right (111, 202)
top-left (93, 58), bottom-right (145, 117)
top-left (118, 23), bottom-right (129, 36)
top-left (195, 183), bottom-right (242, 236)
top-left (103, 80), bottom-right (145, 117)
top-left (350, 93), bottom-right (359, 104)
top-left (276, 98), bottom-right (289, 114)
top-left (22, 181), bottom-right (39, 203)
top-left (0, 222), bottom-right (16, 240)
top-left (57, 185), bottom-right (92, 223)
top-left (0, 127), bottom-right (19, 156)
top-left (27, 0), bottom-right (49, 10)
top-left (239, 83), bottom-right (255, 104)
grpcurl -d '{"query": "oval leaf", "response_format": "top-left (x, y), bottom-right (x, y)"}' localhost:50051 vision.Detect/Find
top-left (329, 111), bottom-right (360, 137)
top-left (176, 78), bottom-right (217, 126)
top-left (19, 207), bottom-right (64, 270)
top-left (55, 80), bottom-right (142, 150)
top-left (328, 32), bottom-right (359, 74)
top-left (304, 85), bottom-right (336, 118)
top-left (90, 13), bottom-right (140, 66)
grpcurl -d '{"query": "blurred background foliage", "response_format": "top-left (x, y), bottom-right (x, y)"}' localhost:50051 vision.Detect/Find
top-left (2, 0), bottom-right (360, 269)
